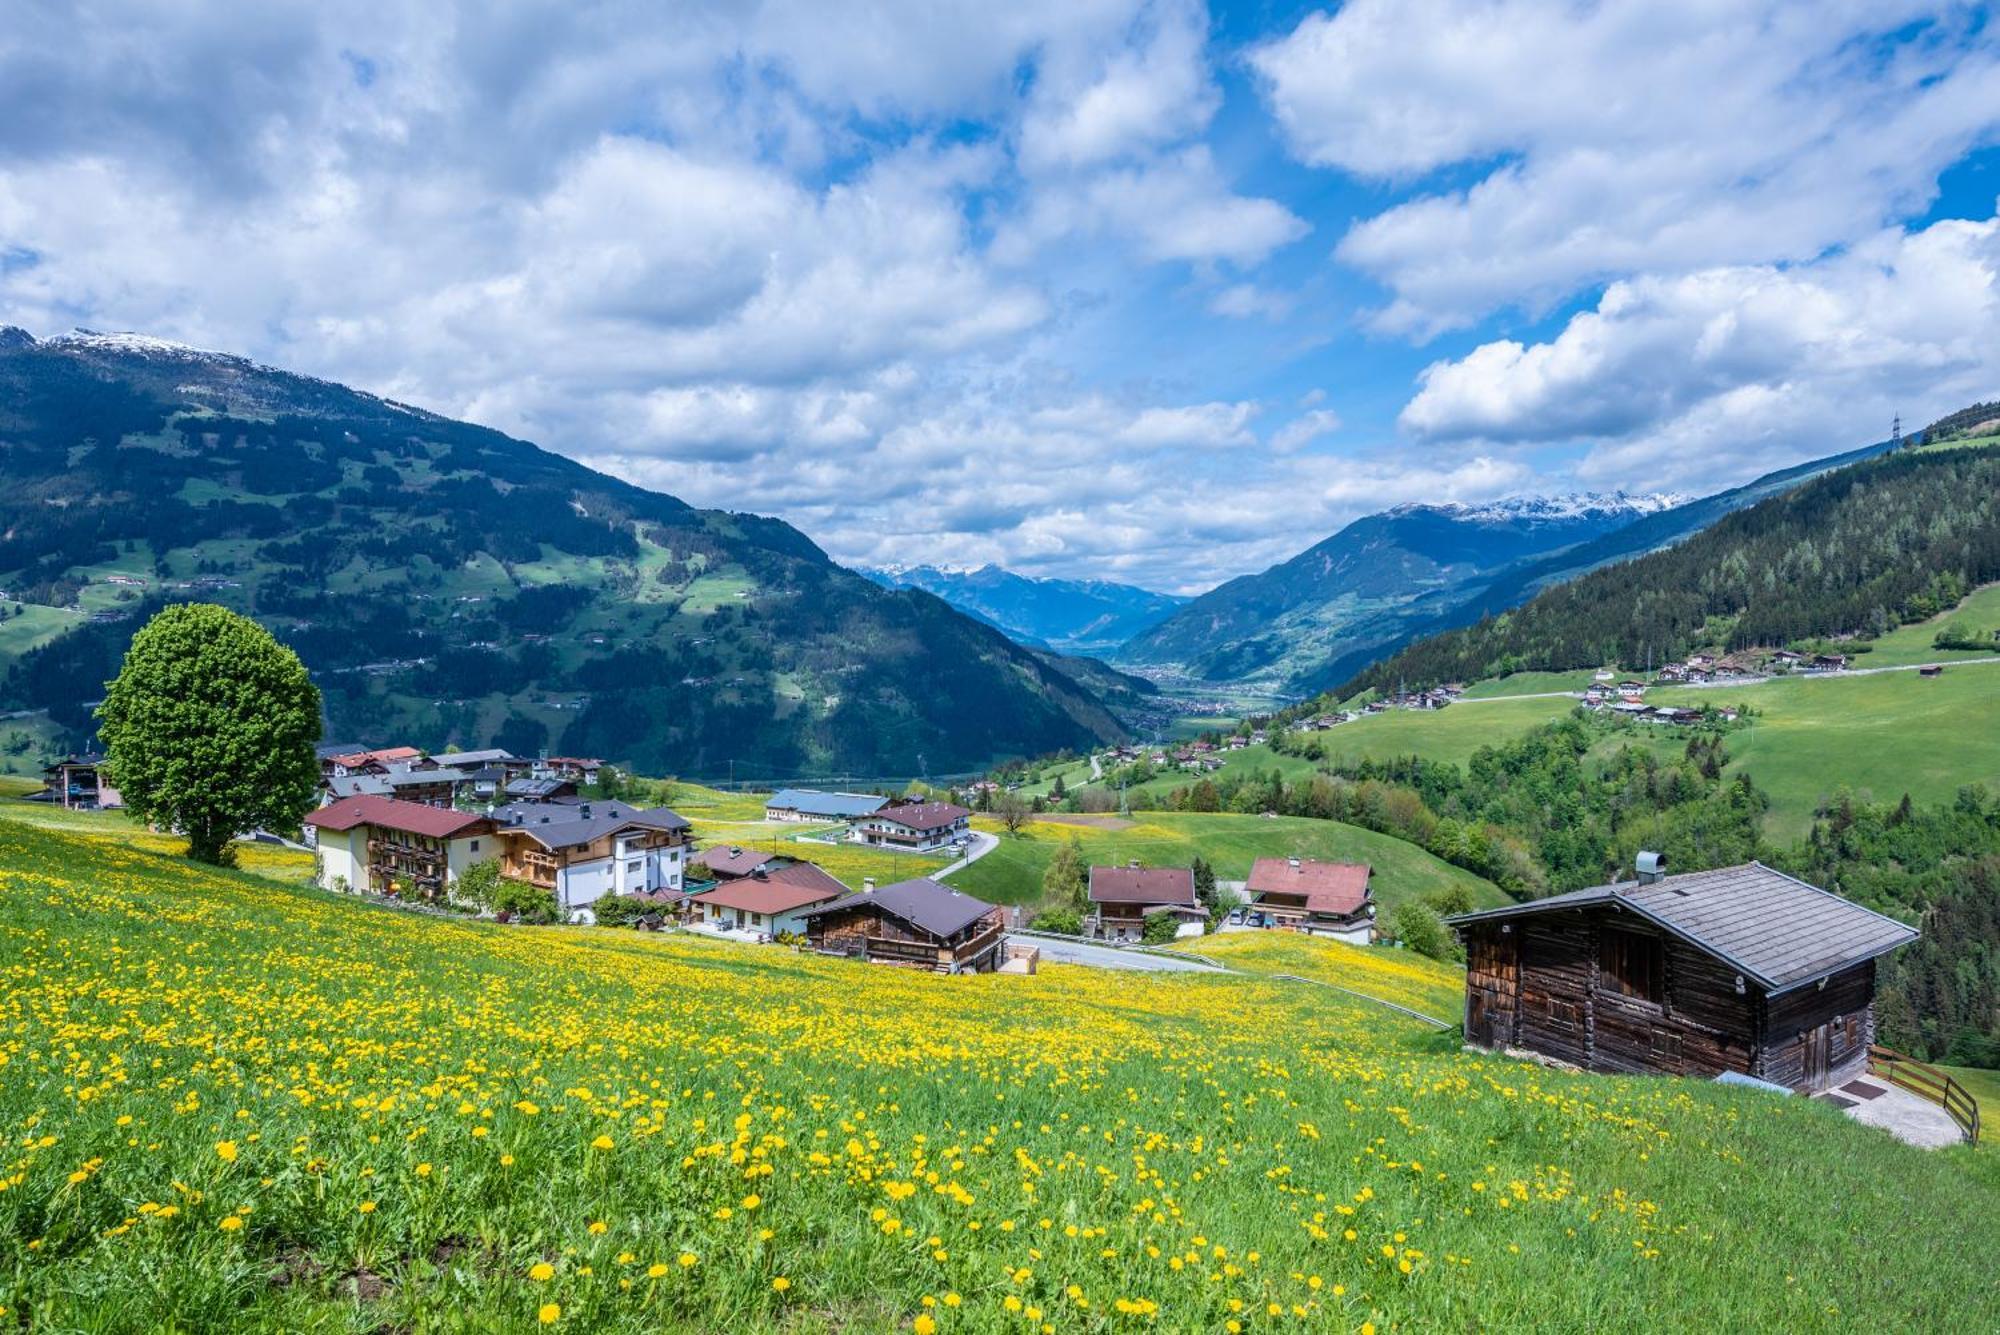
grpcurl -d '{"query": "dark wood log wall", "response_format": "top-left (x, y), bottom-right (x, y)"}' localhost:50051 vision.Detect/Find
top-left (1463, 906), bottom-right (1767, 1083)
top-left (1757, 960), bottom-right (1876, 1091)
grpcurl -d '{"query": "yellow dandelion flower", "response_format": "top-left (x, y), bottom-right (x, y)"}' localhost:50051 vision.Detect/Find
top-left (538, 1303), bottom-right (560, 1324)
top-left (218, 1216), bottom-right (244, 1232)
top-left (529, 1262), bottom-right (555, 1282)
top-left (591, 1135), bottom-right (614, 1151)
top-left (772, 1277), bottom-right (791, 1293)
top-left (215, 1141), bottom-right (238, 1163)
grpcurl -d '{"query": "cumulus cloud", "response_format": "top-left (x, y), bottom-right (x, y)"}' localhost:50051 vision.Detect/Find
top-left (1254, 0), bottom-right (2000, 331)
top-left (1400, 209), bottom-right (2000, 489)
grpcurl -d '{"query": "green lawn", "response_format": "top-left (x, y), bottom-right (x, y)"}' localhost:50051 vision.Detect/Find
top-left (945, 810), bottom-right (1506, 911)
top-left (1455, 669), bottom-right (1604, 699)
top-left (1314, 695), bottom-right (1577, 769)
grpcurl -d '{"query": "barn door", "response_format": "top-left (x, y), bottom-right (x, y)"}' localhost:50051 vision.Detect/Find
top-left (1803, 1022), bottom-right (1832, 1089)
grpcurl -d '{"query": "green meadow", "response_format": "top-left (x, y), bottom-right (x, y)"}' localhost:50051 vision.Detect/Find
top-left (943, 810), bottom-right (1507, 912)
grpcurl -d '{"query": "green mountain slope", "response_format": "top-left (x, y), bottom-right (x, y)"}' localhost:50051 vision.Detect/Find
top-left (1117, 494), bottom-right (1677, 692)
top-left (0, 329), bottom-right (1128, 777)
top-left (1338, 440), bottom-right (2000, 698)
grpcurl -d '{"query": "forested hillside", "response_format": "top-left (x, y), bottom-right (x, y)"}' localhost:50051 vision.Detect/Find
top-left (0, 331), bottom-right (1128, 776)
top-left (1341, 443), bottom-right (2000, 696)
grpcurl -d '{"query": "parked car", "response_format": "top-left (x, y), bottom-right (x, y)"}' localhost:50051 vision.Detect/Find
top-left (1226, 907), bottom-right (1245, 925)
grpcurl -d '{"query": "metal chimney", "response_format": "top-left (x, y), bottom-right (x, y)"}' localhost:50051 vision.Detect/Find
top-left (1635, 850), bottom-right (1666, 885)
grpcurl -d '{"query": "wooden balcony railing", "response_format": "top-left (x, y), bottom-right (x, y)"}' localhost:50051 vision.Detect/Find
top-left (1869, 1044), bottom-right (1981, 1145)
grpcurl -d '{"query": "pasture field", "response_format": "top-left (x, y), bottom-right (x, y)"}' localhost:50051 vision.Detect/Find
top-left (1859, 580), bottom-right (2000, 666)
top-left (1174, 931), bottom-right (1465, 1022)
top-left (0, 810), bottom-right (1995, 1330)
top-left (1937, 1066), bottom-right (1999, 1144)
top-left (944, 812), bottom-right (1506, 912)
top-left (1647, 665), bottom-right (2000, 840)
top-left (1312, 697), bottom-right (1576, 771)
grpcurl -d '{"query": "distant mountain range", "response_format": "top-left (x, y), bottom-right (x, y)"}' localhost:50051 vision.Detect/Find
top-left (0, 329), bottom-right (1129, 777)
top-left (860, 564), bottom-right (1185, 653)
top-left (1115, 492), bottom-right (1682, 691)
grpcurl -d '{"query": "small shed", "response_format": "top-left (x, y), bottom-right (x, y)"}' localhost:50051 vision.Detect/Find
top-left (1447, 855), bottom-right (1917, 1092)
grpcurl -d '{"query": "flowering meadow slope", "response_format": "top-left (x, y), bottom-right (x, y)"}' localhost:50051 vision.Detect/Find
top-left (0, 815), bottom-right (1994, 1331)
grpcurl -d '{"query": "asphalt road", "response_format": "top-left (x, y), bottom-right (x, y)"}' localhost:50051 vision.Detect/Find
top-left (1010, 934), bottom-right (1221, 972)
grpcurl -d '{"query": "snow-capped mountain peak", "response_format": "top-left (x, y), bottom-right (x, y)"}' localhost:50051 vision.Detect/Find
top-left (1396, 490), bottom-right (1687, 523)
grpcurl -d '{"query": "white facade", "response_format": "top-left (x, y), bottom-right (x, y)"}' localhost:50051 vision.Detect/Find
top-left (552, 837), bottom-right (685, 924)
top-left (313, 825), bottom-right (495, 897)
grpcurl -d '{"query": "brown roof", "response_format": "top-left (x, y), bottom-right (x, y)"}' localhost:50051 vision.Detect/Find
top-left (865, 801), bottom-right (971, 832)
top-left (328, 746), bottom-right (422, 769)
top-left (305, 794), bottom-right (487, 840)
top-left (697, 845), bottom-right (779, 877)
top-left (1088, 864), bottom-right (1197, 907)
top-left (690, 869), bottom-right (848, 916)
top-left (762, 862), bottom-right (849, 899)
top-left (1245, 858), bottom-right (1371, 915)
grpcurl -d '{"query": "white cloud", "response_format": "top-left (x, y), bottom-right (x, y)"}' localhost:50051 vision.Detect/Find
top-left (1019, 0), bottom-right (1218, 170)
top-left (1271, 407), bottom-right (1341, 453)
top-left (1208, 282), bottom-right (1294, 320)
top-left (1254, 0), bottom-right (2000, 331)
top-left (1400, 209), bottom-right (2000, 489)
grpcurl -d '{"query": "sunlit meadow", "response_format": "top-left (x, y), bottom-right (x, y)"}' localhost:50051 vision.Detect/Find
top-left (0, 812), bottom-right (1993, 1331)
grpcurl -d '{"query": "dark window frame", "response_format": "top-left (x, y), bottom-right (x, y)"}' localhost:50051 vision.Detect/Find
top-left (1598, 927), bottom-right (1666, 1005)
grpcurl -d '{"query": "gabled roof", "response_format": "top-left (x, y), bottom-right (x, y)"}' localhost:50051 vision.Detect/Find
top-left (506, 776), bottom-right (574, 798)
top-left (697, 845), bottom-right (779, 877)
top-left (1446, 862), bottom-right (1918, 994)
top-left (1089, 865), bottom-right (1197, 907)
top-left (1245, 859), bottom-right (1371, 915)
top-left (864, 801), bottom-right (972, 832)
top-left (385, 765), bottom-right (468, 787)
top-left (489, 800), bottom-right (690, 850)
top-left (799, 877), bottom-right (995, 939)
top-left (329, 746), bottom-right (422, 769)
top-left (442, 748), bottom-right (517, 766)
top-left (765, 788), bottom-right (889, 819)
top-left (305, 794), bottom-right (487, 839)
top-left (690, 864), bottom-right (849, 916)
top-left (323, 773), bottom-right (393, 799)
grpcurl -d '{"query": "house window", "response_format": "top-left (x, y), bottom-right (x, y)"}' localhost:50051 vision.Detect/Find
top-left (468, 840), bottom-right (480, 852)
top-left (626, 861), bottom-right (642, 874)
top-left (1550, 999), bottom-right (1581, 1030)
top-left (1599, 928), bottom-right (1665, 1004)
top-left (1651, 1031), bottom-right (1683, 1061)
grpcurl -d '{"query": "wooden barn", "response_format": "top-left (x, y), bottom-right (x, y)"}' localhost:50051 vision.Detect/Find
top-left (1446, 854), bottom-right (1918, 1092)
top-left (799, 877), bottom-right (1005, 974)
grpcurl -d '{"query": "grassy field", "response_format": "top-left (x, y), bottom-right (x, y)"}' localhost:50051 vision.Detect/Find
top-left (1649, 665), bottom-right (2000, 840)
top-left (944, 811), bottom-right (1507, 912)
top-left (1175, 930), bottom-right (1466, 1022)
top-left (1315, 696), bottom-right (1577, 770)
top-left (1938, 1065), bottom-right (1998, 1144)
top-left (0, 807), bottom-right (1995, 1330)
top-left (1453, 669), bottom-right (1603, 700)
top-left (1860, 581), bottom-right (2000, 667)
top-left (0, 797), bottom-right (317, 882)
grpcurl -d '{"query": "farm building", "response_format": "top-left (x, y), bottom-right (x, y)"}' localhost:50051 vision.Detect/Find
top-left (41, 753), bottom-right (121, 811)
top-left (688, 862), bottom-right (849, 938)
top-left (1244, 857), bottom-right (1374, 942)
top-left (1446, 854), bottom-right (1918, 1092)
top-left (763, 788), bottom-right (889, 822)
top-left (800, 877), bottom-right (1005, 973)
top-left (850, 800), bottom-right (973, 851)
top-left (1087, 862), bottom-right (1204, 942)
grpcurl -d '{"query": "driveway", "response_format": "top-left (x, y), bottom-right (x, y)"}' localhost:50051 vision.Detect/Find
top-left (1011, 933), bottom-right (1221, 972)
top-left (935, 830), bottom-right (998, 877)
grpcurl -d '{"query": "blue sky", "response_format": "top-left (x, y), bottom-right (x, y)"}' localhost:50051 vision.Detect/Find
top-left (2, 1), bottom-right (1998, 593)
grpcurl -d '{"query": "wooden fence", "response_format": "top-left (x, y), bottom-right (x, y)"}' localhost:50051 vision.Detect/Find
top-left (1868, 1044), bottom-right (1981, 1146)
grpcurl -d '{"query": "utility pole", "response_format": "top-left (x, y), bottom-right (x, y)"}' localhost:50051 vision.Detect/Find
top-left (1892, 413), bottom-right (1903, 449)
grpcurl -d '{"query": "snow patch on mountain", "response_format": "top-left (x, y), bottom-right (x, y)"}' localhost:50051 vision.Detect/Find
top-left (1394, 490), bottom-right (1687, 523)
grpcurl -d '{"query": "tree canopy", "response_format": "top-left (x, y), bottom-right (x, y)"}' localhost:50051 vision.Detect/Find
top-left (96, 603), bottom-right (322, 864)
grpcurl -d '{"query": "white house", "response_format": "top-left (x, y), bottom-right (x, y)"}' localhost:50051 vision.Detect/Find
top-left (488, 800), bottom-right (692, 924)
top-left (850, 801), bottom-right (972, 851)
top-left (303, 794), bottom-right (497, 900)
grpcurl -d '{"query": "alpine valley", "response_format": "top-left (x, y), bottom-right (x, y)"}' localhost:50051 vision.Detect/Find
top-left (0, 330), bottom-right (1131, 779)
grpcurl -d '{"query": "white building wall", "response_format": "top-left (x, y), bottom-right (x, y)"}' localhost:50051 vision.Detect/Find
top-left (557, 858), bottom-right (617, 923)
top-left (318, 829), bottom-right (362, 892)
top-left (445, 833), bottom-right (500, 895)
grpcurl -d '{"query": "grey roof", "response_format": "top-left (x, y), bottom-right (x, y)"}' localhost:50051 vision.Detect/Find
top-left (385, 765), bottom-right (468, 787)
top-left (1447, 862), bottom-right (1917, 994)
top-left (491, 799), bottom-right (690, 850)
top-left (798, 876), bottom-right (995, 939)
top-left (442, 748), bottom-right (517, 766)
top-left (323, 773), bottom-right (393, 799)
top-left (316, 741), bottom-right (369, 760)
top-left (765, 787), bottom-right (888, 819)
top-left (506, 776), bottom-right (574, 798)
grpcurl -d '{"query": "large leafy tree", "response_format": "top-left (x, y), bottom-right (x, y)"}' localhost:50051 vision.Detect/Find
top-left (96, 604), bottom-right (322, 864)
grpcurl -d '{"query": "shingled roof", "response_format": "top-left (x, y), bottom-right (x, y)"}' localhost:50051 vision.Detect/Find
top-left (1446, 862), bottom-right (1918, 994)
top-left (305, 794), bottom-right (487, 839)
top-left (1089, 864), bottom-right (1196, 907)
top-left (799, 877), bottom-right (995, 939)
top-left (865, 801), bottom-right (971, 832)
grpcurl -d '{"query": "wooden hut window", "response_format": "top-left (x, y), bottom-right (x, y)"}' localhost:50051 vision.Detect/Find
top-left (1598, 928), bottom-right (1664, 1004)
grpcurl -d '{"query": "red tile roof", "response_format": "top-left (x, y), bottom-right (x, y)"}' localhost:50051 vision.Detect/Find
top-left (304, 794), bottom-right (487, 839)
top-left (1245, 858), bottom-right (1371, 915)
top-left (690, 868), bottom-right (849, 916)
top-left (866, 801), bottom-right (971, 832)
top-left (1088, 865), bottom-right (1196, 907)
